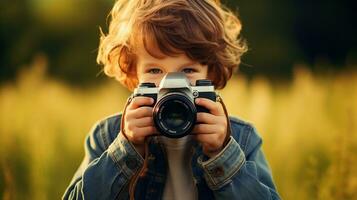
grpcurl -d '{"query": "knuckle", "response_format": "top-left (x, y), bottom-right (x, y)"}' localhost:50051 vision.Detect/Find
top-left (201, 113), bottom-right (210, 121)
top-left (125, 110), bottom-right (134, 119)
top-left (219, 126), bottom-right (225, 134)
top-left (131, 127), bottom-right (139, 134)
top-left (148, 117), bottom-right (154, 123)
top-left (198, 125), bottom-right (204, 132)
top-left (127, 122), bottom-right (134, 131)
top-left (130, 98), bottom-right (139, 107)
top-left (138, 127), bottom-right (146, 135)
top-left (197, 113), bottom-right (203, 119)
top-left (196, 113), bottom-right (202, 121)
top-left (143, 106), bottom-right (152, 113)
top-left (135, 107), bottom-right (144, 113)
top-left (142, 117), bottom-right (151, 125)
top-left (131, 97), bottom-right (147, 107)
top-left (213, 104), bottom-right (219, 112)
top-left (138, 106), bottom-right (151, 113)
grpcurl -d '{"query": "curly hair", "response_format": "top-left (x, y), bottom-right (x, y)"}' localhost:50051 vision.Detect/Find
top-left (97, 0), bottom-right (247, 91)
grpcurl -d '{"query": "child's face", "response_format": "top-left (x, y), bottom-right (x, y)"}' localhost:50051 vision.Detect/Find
top-left (136, 44), bottom-right (208, 87)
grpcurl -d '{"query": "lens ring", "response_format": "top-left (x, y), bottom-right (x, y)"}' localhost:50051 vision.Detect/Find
top-left (153, 92), bottom-right (196, 138)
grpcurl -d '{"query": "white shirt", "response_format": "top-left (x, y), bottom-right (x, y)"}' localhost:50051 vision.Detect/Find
top-left (158, 135), bottom-right (197, 200)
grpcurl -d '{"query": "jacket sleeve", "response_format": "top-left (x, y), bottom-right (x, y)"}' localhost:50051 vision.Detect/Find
top-left (197, 123), bottom-right (280, 200)
top-left (62, 120), bottom-right (144, 200)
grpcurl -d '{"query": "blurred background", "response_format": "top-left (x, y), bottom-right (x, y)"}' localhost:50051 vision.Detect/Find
top-left (0, 0), bottom-right (356, 199)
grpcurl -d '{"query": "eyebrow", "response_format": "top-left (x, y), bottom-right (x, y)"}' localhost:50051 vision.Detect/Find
top-left (143, 62), bottom-right (161, 68)
top-left (143, 61), bottom-right (198, 68)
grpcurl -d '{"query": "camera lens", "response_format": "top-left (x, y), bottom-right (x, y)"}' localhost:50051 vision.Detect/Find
top-left (153, 92), bottom-right (196, 138)
top-left (161, 100), bottom-right (188, 128)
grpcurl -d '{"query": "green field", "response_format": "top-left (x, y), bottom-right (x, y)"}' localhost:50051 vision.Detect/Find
top-left (1, 62), bottom-right (357, 199)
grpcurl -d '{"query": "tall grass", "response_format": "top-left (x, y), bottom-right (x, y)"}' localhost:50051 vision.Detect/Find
top-left (1, 58), bottom-right (356, 199)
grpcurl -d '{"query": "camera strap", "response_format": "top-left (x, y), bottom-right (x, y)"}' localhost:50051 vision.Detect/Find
top-left (216, 94), bottom-right (232, 148)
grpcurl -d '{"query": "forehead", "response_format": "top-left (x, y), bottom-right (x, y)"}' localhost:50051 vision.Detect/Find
top-left (134, 35), bottom-right (192, 63)
top-left (135, 44), bottom-right (195, 68)
top-left (132, 27), bottom-right (184, 59)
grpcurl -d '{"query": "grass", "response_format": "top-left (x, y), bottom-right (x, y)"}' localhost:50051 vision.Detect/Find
top-left (1, 58), bottom-right (357, 199)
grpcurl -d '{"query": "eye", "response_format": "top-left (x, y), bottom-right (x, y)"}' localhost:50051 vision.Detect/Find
top-left (182, 68), bottom-right (197, 74)
top-left (148, 68), bottom-right (162, 74)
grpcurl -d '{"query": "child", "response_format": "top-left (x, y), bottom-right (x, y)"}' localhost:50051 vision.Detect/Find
top-left (63, 0), bottom-right (280, 199)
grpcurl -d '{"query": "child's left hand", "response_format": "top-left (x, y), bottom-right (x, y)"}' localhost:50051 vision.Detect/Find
top-left (192, 98), bottom-right (228, 158)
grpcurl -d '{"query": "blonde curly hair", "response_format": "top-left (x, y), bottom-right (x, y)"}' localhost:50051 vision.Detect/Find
top-left (97, 0), bottom-right (247, 91)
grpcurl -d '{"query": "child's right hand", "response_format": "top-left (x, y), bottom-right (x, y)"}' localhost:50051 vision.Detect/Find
top-left (123, 96), bottom-right (157, 156)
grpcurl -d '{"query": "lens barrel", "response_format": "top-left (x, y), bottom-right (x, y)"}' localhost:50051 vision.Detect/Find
top-left (153, 92), bottom-right (196, 138)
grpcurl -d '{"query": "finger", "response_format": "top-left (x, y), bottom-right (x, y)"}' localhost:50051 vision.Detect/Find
top-left (193, 133), bottom-right (214, 143)
top-left (195, 98), bottom-right (224, 116)
top-left (125, 126), bottom-right (157, 143)
top-left (191, 124), bottom-right (223, 135)
top-left (134, 117), bottom-right (154, 128)
top-left (128, 96), bottom-right (154, 109)
top-left (196, 112), bottom-right (219, 124)
top-left (192, 133), bottom-right (225, 148)
top-left (127, 106), bottom-right (153, 119)
top-left (133, 126), bottom-right (158, 138)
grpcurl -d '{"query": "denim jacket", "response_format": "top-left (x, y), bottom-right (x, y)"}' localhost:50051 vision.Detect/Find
top-left (63, 113), bottom-right (280, 199)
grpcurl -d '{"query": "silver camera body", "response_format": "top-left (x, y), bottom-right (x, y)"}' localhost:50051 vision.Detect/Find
top-left (133, 72), bottom-right (216, 138)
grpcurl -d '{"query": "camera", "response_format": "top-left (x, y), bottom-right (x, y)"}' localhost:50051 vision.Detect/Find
top-left (132, 72), bottom-right (216, 138)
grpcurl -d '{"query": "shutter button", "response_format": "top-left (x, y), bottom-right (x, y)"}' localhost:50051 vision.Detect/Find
top-left (125, 156), bottom-right (138, 170)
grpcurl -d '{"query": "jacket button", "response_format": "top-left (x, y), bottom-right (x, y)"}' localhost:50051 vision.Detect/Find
top-left (125, 156), bottom-right (138, 170)
top-left (211, 167), bottom-right (224, 177)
